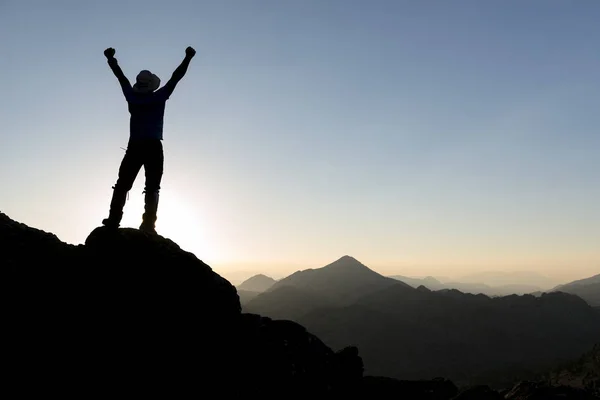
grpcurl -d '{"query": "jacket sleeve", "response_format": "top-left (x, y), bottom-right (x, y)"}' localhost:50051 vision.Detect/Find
top-left (157, 55), bottom-right (193, 99)
top-left (107, 57), bottom-right (133, 98)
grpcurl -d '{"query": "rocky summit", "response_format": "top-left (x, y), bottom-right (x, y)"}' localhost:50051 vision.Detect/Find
top-left (2, 212), bottom-right (599, 398)
top-left (3, 213), bottom-right (362, 396)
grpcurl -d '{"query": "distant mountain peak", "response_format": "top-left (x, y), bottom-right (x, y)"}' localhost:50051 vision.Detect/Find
top-left (238, 274), bottom-right (277, 293)
top-left (249, 255), bottom-right (410, 307)
top-left (247, 273), bottom-right (272, 280)
top-left (324, 255), bottom-right (369, 270)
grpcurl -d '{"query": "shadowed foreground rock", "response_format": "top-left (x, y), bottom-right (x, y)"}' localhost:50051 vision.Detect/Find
top-left (3, 214), bottom-right (363, 396)
top-left (452, 385), bottom-right (504, 400)
top-left (548, 343), bottom-right (600, 397)
top-left (3, 212), bottom-right (599, 398)
top-left (359, 376), bottom-right (459, 399)
top-left (504, 381), bottom-right (599, 399)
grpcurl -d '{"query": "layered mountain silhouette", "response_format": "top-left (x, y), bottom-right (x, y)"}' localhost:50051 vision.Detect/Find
top-left (3, 211), bottom-right (599, 398)
top-left (390, 275), bottom-right (545, 296)
top-left (455, 270), bottom-right (559, 290)
top-left (244, 256), bottom-right (600, 388)
top-left (551, 274), bottom-right (600, 307)
top-left (243, 255), bottom-right (411, 320)
top-left (236, 273), bottom-right (277, 304)
top-left (271, 255), bottom-right (409, 298)
top-left (238, 273), bottom-right (277, 292)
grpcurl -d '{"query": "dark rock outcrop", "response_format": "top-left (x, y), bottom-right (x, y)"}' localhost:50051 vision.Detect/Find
top-left (547, 343), bottom-right (600, 396)
top-left (2, 213), bottom-right (362, 396)
top-left (238, 313), bottom-right (363, 394)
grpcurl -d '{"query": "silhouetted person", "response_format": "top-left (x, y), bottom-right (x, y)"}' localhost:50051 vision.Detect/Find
top-left (101, 46), bottom-right (196, 234)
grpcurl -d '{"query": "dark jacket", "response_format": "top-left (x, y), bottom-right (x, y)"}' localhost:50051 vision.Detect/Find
top-left (107, 56), bottom-right (191, 140)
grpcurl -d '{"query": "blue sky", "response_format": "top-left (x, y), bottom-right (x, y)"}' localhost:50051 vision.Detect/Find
top-left (1, 0), bottom-right (599, 283)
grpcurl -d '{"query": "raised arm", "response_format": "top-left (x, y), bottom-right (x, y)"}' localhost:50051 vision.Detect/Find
top-left (104, 48), bottom-right (132, 97)
top-left (159, 46), bottom-right (196, 98)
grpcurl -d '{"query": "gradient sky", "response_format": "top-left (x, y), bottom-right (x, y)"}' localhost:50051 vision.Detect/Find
top-left (1, 0), bottom-right (599, 284)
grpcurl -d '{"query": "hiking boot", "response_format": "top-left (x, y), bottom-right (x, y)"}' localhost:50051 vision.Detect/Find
top-left (102, 186), bottom-right (127, 228)
top-left (139, 190), bottom-right (159, 234)
top-left (102, 217), bottom-right (121, 229)
top-left (139, 222), bottom-right (157, 235)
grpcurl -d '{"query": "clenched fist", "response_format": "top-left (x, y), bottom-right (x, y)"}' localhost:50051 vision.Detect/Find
top-left (104, 47), bottom-right (116, 59)
top-left (185, 46), bottom-right (196, 58)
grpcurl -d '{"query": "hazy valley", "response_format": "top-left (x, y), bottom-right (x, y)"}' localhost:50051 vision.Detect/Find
top-left (240, 256), bottom-right (600, 388)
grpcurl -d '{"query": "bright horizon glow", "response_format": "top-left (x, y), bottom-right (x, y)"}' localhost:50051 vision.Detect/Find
top-left (1, 1), bottom-right (599, 285)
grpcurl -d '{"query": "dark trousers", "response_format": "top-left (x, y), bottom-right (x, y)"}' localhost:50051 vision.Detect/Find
top-left (114, 139), bottom-right (164, 194)
top-left (105, 139), bottom-right (164, 227)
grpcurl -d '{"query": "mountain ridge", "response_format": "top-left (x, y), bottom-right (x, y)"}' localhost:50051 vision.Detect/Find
top-left (243, 252), bottom-right (600, 388)
top-left (243, 254), bottom-right (413, 316)
top-left (263, 254), bottom-right (411, 299)
top-left (391, 275), bottom-right (547, 296)
top-left (551, 274), bottom-right (600, 307)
